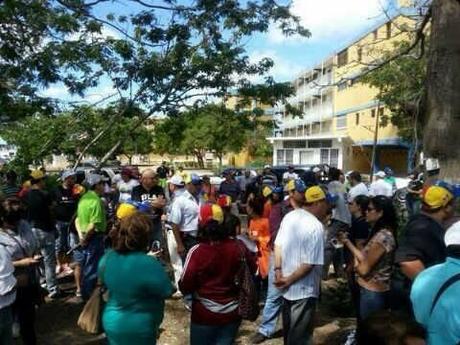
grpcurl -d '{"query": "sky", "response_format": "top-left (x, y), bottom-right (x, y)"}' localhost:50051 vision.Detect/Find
top-left (41, 0), bottom-right (399, 103)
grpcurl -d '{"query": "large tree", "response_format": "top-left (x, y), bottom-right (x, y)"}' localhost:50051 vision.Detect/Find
top-left (423, 0), bottom-right (460, 181)
top-left (0, 105), bottom-right (154, 169)
top-left (1, 0), bottom-right (308, 167)
top-left (153, 104), bottom-right (250, 168)
top-left (362, 1), bottom-right (460, 180)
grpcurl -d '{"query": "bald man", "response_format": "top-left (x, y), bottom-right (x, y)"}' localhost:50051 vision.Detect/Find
top-left (131, 169), bottom-right (166, 248)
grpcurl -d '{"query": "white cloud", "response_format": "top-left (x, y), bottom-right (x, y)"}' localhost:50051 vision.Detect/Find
top-left (268, 0), bottom-right (389, 43)
top-left (248, 50), bottom-right (303, 82)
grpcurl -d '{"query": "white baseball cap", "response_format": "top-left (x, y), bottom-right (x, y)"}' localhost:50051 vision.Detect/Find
top-left (168, 175), bottom-right (185, 186)
top-left (375, 171), bottom-right (386, 178)
top-left (445, 220), bottom-right (460, 247)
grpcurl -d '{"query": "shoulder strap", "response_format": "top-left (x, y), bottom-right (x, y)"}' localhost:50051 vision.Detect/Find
top-left (430, 273), bottom-right (460, 315)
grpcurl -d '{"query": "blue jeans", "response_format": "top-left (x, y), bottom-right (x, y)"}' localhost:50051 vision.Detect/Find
top-left (359, 287), bottom-right (388, 320)
top-left (73, 235), bottom-right (104, 300)
top-left (258, 254), bottom-right (283, 337)
top-left (32, 227), bottom-right (58, 293)
top-left (55, 221), bottom-right (70, 255)
top-left (190, 321), bottom-right (241, 345)
top-left (0, 306), bottom-right (13, 345)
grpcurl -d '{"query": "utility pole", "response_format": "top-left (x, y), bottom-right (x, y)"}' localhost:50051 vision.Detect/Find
top-left (369, 103), bottom-right (380, 183)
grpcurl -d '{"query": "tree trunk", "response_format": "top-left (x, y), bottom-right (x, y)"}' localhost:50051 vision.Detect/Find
top-left (194, 150), bottom-right (205, 169)
top-left (217, 154), bottom-right (223, 171)
top-left (423, 0), bottom-right (460, 182)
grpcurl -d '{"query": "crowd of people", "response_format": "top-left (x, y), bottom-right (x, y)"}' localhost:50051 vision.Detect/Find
top-left (0, 162), bottom-right (459, 345)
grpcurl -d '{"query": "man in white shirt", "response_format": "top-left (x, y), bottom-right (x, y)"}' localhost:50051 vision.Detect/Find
top-left (347, 171), bottom-right (369, 201)
top-left (282, 165), bottom-right (298, 184)
top-left (116, 167), bottom-right (140, 203)
top-left (0, 245), bottom-right (16, 345)
top-left (274, 186), bottom-right (327, 344)
top-left (165, 175), bottom-right (186, 289)
top-left (369, 171), bottom-right (393, 197)
top-left (170, 173), bottom-right (202, 260)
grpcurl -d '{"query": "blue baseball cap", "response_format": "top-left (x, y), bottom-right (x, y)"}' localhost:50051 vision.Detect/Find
top-left (185, 173), bottom-right (203, 185)
top-left (284, 179), bottom-right (307, 193)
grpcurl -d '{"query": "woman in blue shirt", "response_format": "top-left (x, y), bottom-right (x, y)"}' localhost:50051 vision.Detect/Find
top-left (99, 212), bottom-right (173, 345)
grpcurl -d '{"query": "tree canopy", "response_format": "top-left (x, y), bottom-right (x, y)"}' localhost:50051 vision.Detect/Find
top-left (1, 0), bottom-right (308, 166)
top-left (154, 104), bottom-right (253, 168)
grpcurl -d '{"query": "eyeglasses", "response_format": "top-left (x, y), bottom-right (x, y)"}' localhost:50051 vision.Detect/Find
top-left (367, 207), bottom-right (376, 212)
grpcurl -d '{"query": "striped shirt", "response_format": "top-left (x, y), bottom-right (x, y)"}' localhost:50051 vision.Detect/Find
top-left (275, 208), bottom-right (324, 301)
top-left (1, 184), bottom-right (20, 198)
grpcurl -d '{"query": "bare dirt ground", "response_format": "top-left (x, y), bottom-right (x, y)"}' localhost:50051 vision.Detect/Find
top-left (24, 278), bottom-right (354, 345)
top-left (25, 216), bottom-right (355, 344)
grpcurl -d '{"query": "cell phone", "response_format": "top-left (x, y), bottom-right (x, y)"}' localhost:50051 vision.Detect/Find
top-left (151, 240), bottom-right (161, 252)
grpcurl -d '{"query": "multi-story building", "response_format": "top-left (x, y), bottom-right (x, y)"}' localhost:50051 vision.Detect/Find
top-left (269, 7), bottom-right (419, 175)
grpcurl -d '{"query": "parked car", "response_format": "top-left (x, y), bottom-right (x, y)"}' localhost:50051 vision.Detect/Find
top-left (271, 164), bottom-right (323, 183)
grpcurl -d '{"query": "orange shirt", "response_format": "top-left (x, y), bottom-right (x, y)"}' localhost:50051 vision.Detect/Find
top-left (249, 217), bottom-right (270, 279)
top-left (263, 200), bottom-right (272, 219)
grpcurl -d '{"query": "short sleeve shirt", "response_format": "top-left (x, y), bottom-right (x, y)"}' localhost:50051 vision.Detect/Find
top-left (348, 182), bottom-right (369, 201)
top-left (411, 258), bottom-right (460, 345)
top-left (131, 185), bottom-right (165, 220)
top-left (0, 221), bottom-right (38, 260)
top-left (395, 214), bottom-right (446, 267)
top-left (369, 179), bottom-right (393, 197)
top-left (275, 208), bottom-right (324, 301)
top-left (117, 179), bottom-right (140, 203)
top-left (169, 190), bottom-right (200, 234)
top-left (77, 191), bottom-right (107, 234)
top-left (358, 229), bottom-right (395, 291)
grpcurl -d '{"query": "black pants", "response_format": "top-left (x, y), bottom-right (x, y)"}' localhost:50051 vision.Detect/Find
top-left (180, 233), bottom-right (199, 262)
top-left (13, 286), bottom-right (37, 345)
top-left (282, 297), bottom-right (316, 345)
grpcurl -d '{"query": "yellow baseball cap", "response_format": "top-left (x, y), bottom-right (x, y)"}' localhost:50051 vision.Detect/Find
top-left (30, 170), bottom-right (45, 180)
top-left (305, 186), bottom-right (326, 203)
top-left (423, 186), bottom-right (453, 209)
top-left (116, 203), bottom-right (137, 219)
top-left (262, 186), bottom-right (273, 198)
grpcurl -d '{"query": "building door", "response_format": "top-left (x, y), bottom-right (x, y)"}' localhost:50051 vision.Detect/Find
top-left (299, 150), bottom-right (315, 165)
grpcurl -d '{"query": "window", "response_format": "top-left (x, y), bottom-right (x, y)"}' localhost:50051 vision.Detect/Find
top-left (379, 107), bottom-right (384, 117)
top-left (355, 112), bottom-right (360, 125)
top-left (320, 148), bottom-right (340, 167)
top-left (357, 47), bottom-right (363, 62)
top-left (322, 94), bottom-right (328, 102)
top-left (337, 49), bottom-right (348, 67)
top-left (283, 140), bottom-right (307, 149)
top-left (336, 116), bottom-right (347, 129)
top-left (371, 109), bottom-right (376, 118)
top-left (330, 149), bottom-right (339, 167)
top-left (373, 29), bottom-right (378, 40)
top-left (308, 140), bottom-right (332, 148)
top-left (386, 22), bottom-right (392, 39)
top-left (277, 149), bottom-right (294, 165)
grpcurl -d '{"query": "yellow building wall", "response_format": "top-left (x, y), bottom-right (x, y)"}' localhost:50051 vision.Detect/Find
top-left (333, 15), bottom-right (417, 144)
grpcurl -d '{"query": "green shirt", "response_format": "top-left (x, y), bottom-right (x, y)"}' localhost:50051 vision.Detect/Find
top-left (99, 251), bottom-right (173, 345)
top-left (77, 190), bottom-right (106, 234)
